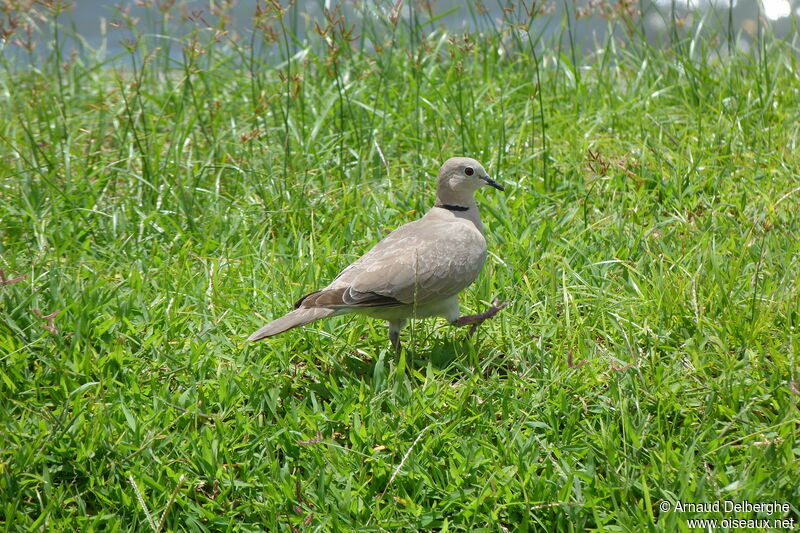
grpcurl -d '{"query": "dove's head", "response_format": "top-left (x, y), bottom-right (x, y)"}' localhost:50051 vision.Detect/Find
top-left (436, 157), bottom-right (503, 206)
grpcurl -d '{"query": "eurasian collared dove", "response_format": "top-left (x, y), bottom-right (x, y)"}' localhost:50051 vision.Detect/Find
top-left (248, 157), bottom-right (507, 351)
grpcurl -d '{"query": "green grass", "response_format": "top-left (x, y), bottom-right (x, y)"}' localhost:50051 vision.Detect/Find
top-left (1, 1), bottom-right (799, 530)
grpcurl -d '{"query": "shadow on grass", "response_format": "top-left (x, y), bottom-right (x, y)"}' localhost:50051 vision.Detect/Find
top-left (336, 335), bottom-right (480, 378)
top-left (413, 336), bottom-right (474, 370)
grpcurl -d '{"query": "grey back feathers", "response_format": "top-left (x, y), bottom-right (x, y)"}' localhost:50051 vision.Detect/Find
top-left (327, 216), bottom-right (487, 305)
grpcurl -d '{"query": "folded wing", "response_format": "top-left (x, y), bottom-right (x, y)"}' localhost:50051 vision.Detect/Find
top-left (323, 218), bottom-right (488, 307)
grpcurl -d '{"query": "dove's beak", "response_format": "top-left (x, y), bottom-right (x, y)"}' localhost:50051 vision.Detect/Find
top-left (483, 175), bottom-right (504, 191)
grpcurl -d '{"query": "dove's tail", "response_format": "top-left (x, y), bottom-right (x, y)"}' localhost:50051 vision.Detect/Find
top-left (247, 307), bottom-right (337, 341)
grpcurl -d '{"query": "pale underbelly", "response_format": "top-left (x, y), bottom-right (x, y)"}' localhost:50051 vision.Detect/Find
top-left (355, 295), bottom-right (460, 322)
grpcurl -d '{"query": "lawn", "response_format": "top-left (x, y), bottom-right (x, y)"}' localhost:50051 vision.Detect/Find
top-left (1, 1), bottom-right (799, 531)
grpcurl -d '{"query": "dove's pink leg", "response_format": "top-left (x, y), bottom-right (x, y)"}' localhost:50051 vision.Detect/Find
top-left (451, 299), bottom-right (508, 336)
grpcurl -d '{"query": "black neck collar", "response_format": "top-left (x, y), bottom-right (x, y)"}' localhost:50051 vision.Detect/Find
top-left (436, 204), bottom-right (470, 212)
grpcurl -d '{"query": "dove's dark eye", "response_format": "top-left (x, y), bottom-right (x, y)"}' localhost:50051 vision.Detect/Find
top-left (465, 167), bottom-right (474, 176)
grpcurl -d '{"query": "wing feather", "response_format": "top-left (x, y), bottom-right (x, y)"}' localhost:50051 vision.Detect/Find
top-left (327, 217), bottom-right (487, 305)
top-left (296, 287), bottom-right (403, 309)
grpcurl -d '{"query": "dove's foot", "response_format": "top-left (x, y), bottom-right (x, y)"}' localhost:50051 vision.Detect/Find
top-left (451, 299), bottom-right (508, 336)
